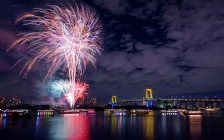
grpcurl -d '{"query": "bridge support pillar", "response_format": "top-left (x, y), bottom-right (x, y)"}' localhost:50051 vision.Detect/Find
top-left (145, 100), bottom-right (153, 108)
top-left (112, 96), bottom-right (117, 109)
top-left (205, 102), bottom-right (209, 109)
top-left (184, 102), bottom-right (187, 109)
top-left (112, 103), bottom-right (116, 108)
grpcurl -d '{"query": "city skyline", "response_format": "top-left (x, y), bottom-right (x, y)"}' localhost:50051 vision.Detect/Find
top-left (0, 0), bottom-right (224, 104)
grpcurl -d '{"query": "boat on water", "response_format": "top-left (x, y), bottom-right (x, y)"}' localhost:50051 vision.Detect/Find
top-left (113, 109), bottom-right (127, 114)
top-left (205, 108), bottom-right (220, 112)
top-left (104, 109), bottom-right (127, 114)
top-left (58, 109), bottom-right (80, 114)
top-left (161, 109), bottom-right (179, 113)
top-left (2, 111), bottom-right (31, 118)
top-left (183, 110), bottom-right (202, 115)
top-left (130, 109), bottom-right (152, 114)
top-left (37, 110), bottom-right (54, 116)
top-left (161, 109), bottom-right (180, 115)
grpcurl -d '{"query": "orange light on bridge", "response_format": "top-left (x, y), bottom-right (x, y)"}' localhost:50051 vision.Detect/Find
top-left (112, 96), bottom-right (117, 103)
top-left (146, 88), bottom-right (153, 100)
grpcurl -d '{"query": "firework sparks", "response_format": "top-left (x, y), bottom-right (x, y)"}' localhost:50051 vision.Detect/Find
top-left (50, 80), bottom-right (69, 97)
top-left (9, 4), bottom-right (103, 80)
top-left (51, 79), bottom-right (89, 107)
top-left (8, 3), bottom-right (103, 107)
top-left (68, 80), bottom-right (89, 107)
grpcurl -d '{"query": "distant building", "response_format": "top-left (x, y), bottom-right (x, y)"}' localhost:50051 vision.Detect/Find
top-left (80, 97), bottom-right (105, 107)
top-left (0, 96), bottom-right (5, 105)
top-left (3, 96), bottom-right (22, 107)
top-left (98, 97), bottom-right (104, 107)
top-left (12, 96), bottom-right (22, 106)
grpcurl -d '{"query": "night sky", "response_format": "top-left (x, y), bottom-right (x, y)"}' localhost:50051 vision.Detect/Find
top-left (0, 0), bottom-right (224, 103)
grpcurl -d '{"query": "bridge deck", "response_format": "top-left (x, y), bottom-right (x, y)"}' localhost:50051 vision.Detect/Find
top-left (110, 98), bottom-right (224, 104)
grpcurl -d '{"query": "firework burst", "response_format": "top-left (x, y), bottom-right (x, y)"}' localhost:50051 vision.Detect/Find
top-left (68, 80), bottom-right (89, 107)
top-left (9, 3), bottom-right (103, 81)
top-left (8, 3), bottom-right (103, 107)
top-left (51, 79), bottom-right (89, 107)
top-left (50, 79), bottom-right (69, 97)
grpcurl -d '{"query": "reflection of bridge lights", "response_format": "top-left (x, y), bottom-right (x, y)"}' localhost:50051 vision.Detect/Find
top-left (188, 114), bottom-right (202, 139)
top-left (188, 115), bottom-right (202, 117)
top-left (2, 118), bottom-right (7, 129)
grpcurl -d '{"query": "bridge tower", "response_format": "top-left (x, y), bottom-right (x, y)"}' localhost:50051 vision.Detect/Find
top-left (145, 88), bottom-right (153, 108)
top-left (146, 88), bottom-right (153, 100)
top-left (112, 96), bottom-right (117, 108)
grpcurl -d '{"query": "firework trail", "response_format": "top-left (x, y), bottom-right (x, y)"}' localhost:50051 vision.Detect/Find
top-left (9, 3), bottom-right (103, 80)
top-left (51, 79), bottom-right (89, 107)
top-left (68, 80), bottom-right (89, 107)
top-left (8, 2), bottom-right (103, 107)
top-left (50, 80), bottom-right (69, 97)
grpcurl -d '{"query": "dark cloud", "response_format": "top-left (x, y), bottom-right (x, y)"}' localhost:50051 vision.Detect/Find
top-left (93, 0), bottom-right (129, 15)
top-left (0, 0), bottom-right (224, 102)
top-left (83, 0), bottom-right (224, 100)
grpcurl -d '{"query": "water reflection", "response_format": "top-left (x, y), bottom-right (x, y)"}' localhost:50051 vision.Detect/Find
top-left (48, 113), bottom-right (90, 140)
top-left (188, 116), bottom-right (202, 140)
top-left (161, 113), bottom-right (167, 138)
top-left (2, 117), bottom-right (7, 129)
top-left (154, 112), bottom-right (183, 139)
top-left (172, 115), bottom-right (181, 137)
top-left (111, 115), bottom-right (117, 136)
top-left (35, 117), bottom-right (40, 139)
top-left (0, 114), bottom-right (2, 129)
top-left (143, 112), bottom-right (154, 139)
top-left (111, 114), bottom-right (125, 139)
top-left (0, 111), bottom-right (223, 140)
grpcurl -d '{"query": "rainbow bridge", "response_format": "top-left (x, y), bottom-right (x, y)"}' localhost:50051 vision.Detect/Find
top-left (111, 88), bottom-right (154, 108)
top-left (110, 88), bottom-right (224, 109)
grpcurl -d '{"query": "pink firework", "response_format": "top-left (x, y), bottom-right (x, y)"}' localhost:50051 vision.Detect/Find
top-left (8, 3), bottom-right (103, 81)
top-left (67, 80), bottom-right (89, 107)
top-left (8, 3), bottom-right (103, 107)
top-left (51, 79), bottom-right (89, 107)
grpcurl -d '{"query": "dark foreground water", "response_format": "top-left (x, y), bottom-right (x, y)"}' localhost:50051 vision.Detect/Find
top-left (1, 111), bottom-right (224, 140)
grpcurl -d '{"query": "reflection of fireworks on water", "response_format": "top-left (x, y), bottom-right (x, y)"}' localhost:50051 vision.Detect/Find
top-left (51, 79), bottom-right (89, 107)
top-left (8, 3), bottom-right (103, 107)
